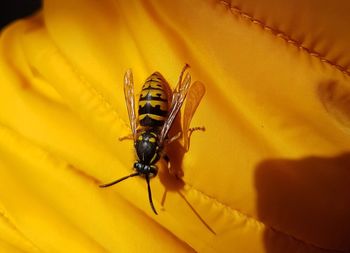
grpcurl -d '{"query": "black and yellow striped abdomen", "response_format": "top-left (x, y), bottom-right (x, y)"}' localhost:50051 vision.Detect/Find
top-left (138, 72), bottom-right (169, 127)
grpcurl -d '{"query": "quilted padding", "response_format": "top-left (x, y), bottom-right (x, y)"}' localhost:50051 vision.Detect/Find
top-left (0, 0), bottom-right (349, 252)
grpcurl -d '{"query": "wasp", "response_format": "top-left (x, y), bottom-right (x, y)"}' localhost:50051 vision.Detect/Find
top-left (100, 64), bottom-right (205, 214)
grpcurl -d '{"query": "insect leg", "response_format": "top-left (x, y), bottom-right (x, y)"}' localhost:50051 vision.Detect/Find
top-left (99, 172), bottom-right (140, 188)
top-left (163, 154), bottom-right (182, 178)
top-left (183, 126), bottom-right (206, 152)
top-left (165, 127), bottom-right (204, 148)
top-left (163, 154), bottom-right (171, 171)
top-left (118, 134), bottom-right (134, 141)
top-left (166, 131), bottom-right (182, 144)
top-left (188, 126), bottom-right (205, 133)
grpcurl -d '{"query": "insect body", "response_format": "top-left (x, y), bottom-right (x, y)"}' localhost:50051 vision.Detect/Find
top-left (138, 72), bottom-right (169, 127)
top-left (100, 64), bottom-right (205, 215)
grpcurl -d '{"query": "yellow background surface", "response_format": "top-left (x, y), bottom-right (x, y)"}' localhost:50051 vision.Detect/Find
top-left (0, 0), bottom-right (349, 252)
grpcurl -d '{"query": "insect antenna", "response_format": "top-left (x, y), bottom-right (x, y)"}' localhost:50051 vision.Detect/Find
top-left (99, 172), bottom-right (140, 188)
top-left (146, 174), bottom-right (158, 215)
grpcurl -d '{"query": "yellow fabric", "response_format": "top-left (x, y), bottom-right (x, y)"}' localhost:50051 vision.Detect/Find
top-left (0, 0), bottom-right (349, 252)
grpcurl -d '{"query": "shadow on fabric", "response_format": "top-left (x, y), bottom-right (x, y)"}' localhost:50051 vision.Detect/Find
top-left (255, 153), bottom-right (350, 252)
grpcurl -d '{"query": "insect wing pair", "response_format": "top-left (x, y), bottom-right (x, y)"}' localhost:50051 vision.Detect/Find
top-left (100, 65), bottom-right (205, 214)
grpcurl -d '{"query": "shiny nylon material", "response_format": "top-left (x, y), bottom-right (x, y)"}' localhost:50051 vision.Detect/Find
top-left (0, 0), bottom-right (349, 252)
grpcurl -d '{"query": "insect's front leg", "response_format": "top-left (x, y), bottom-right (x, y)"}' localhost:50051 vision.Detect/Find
top-left (119, 128), bottom-right (141, 141)
top-left (118, 134), bottom-right (134, 141)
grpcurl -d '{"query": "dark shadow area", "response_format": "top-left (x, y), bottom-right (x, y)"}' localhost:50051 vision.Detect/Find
top-left (0, 0), bottom-right (42, 29)
top-left (255, 153), bottom-right (350, 252)
top-left (158, 144), bottom-right (215, 234)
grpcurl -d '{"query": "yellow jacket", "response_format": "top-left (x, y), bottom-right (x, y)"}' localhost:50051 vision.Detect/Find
top-left (0, 0), bottom-right (349, 252)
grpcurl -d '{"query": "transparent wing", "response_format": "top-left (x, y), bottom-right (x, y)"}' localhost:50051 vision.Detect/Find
top-left (183, 81), bottom-right (206, 151)
top-left (124, 69), bottom-right (137, 140)
top-left (159, 65), bottom-right (191, 146)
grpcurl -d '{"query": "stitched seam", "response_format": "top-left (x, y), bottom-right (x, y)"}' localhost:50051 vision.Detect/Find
top-left (62, 162), bottom-right (349, 252)
top-left (218, 0), bottom-right (350, 77)
top-left (53, 151), bottom-right (346, 251)
top-left (184, 183), bottom-right (348, 252)
top-left (52, 49), bottom-right (120, 120)
top-left (0, 125), bottom-right (112, 253)
top-left (35, 46), bottom-right (130, 132)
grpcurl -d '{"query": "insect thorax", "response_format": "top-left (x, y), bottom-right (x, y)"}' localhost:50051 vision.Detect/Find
top-left (135, 129), bottom-right (160, 165)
